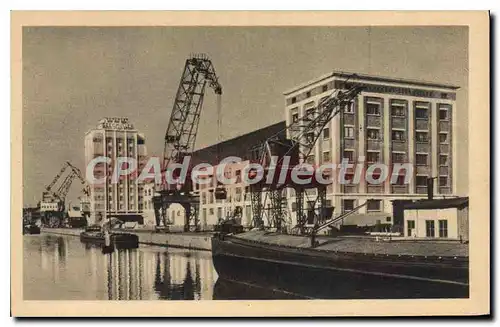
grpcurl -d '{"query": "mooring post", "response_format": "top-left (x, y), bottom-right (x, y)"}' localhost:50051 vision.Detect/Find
top-left (310, 230), bottom-right (316, 248)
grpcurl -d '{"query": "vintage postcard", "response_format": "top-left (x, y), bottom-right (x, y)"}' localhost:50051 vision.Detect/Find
top-left (11, 11), bottom-right (490, 317)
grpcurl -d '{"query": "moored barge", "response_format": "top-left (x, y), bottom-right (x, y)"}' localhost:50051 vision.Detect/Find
top-left (212, 230), bottom-right (469, 299)
top-left (23, 224), bottom-right (41, 235)
top-left (80, 225), bottom-right (139, 249)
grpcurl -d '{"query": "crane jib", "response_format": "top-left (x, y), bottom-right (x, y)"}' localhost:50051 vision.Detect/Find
top-left (161, 54), bottom-right (222, 191)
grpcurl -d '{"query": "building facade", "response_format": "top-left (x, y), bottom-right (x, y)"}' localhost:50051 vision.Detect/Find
top-left (84, 117), bottom-right (147, 224)
top-left (283, 72), bottom-right (459, 227)
top-left (141, 182), bottom-right (157, 227)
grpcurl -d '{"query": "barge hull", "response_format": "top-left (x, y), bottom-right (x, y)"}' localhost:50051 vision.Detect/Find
top-left (212, 236), bottom-right (469, 299)
top-left (80, 234), bottom-right (139, 249)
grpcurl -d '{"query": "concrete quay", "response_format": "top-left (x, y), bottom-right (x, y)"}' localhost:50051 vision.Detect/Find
top-left (40, 227), bottom-right (213, 251)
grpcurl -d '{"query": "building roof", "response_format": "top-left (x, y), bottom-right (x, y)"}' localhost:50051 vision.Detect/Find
top-left (283, 70), bottom-right (460, 96)
top-left (191, 121), bottom-right (287, 166)
top-left (402, 197), bottom-right (469, 210)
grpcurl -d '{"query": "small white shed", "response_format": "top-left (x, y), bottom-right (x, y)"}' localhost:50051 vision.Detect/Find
top-left (402, 197), bottom-right (469, 241)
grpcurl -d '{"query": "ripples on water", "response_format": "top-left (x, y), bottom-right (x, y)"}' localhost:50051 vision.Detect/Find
top-left (23, 234), bottom-right (219, 300)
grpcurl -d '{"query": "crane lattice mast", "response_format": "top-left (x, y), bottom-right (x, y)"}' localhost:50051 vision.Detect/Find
top-left (41, 161), bottom-right (90, 227)
top-left (45, 161), bottom-right (90, 201)
top-left (250, 77), bottom-right (364, 233)
top-left (154, 54), bottom-right (222, 232)
top-left (52, 162), bottom-right (90, 205)
top-left (161, 54), bottom-right (222, 191)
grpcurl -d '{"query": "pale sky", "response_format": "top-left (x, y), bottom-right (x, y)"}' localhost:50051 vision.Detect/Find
top-left (22, 26), bottom-right (468, 206)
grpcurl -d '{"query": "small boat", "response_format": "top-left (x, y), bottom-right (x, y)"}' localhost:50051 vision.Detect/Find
top-left (80, 225), bottom-right (139, 250)
top-left (23, 224), bottom-right (41, 235)
top-left (214, 218), bottom-right (244, 234)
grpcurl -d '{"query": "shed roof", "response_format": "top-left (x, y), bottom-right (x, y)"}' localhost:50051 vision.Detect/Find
top-left (403, 197), bottom-right (469, 210)
top-left (191, 121), bottom-right (286, 166)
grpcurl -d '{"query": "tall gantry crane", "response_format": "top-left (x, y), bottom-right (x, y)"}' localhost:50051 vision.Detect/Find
top-left (162, 54), bottom-right (222, 174)
top-left (40, 161), bottom-right (90, 227)
top-left (249, 77), bottom-right (364, 235)
top-left (154, 54), bottom-right (222, 231)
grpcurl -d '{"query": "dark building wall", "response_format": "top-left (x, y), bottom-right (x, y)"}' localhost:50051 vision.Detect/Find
top-left (191, 121), bottom-right (286, 166)
top-left (392, 199), bottom-right (415, 228)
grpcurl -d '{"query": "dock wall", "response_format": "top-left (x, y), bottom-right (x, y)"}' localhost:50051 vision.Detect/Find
top-left (41, 228), bottom-right (213, 251)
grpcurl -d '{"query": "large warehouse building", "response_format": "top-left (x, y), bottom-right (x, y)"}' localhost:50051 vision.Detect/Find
top-left (282, 71), bottom-right (458, 228)
top-left (143, 71), bottom-right (460, 236)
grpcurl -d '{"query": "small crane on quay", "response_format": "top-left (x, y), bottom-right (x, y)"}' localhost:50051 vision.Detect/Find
top-left (153, 54), bottom-right (224, 232)
top-left (39, 161), bottom-right (91, 228)
top-left (247, 76), bottom-right (367, 246)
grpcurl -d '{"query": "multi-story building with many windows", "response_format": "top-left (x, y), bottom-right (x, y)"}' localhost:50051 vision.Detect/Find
top-left (283, 71), bottom-right (458, 227)
top-left (84, 117), bottom-right (147, 225)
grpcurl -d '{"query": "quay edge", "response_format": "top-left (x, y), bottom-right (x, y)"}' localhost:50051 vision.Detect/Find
top-left (39, 228), bottom-right (213, 251)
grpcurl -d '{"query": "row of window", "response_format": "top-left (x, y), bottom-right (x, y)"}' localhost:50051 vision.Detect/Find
top-left (106, 178), bottom-right (137, 185)
top-left (359, 152), bottom-right (448, 166)
top-left (104, 137), bottom-right (135, 144)
top-left (290, 99), bottom-right (451, 121)
top-left (342, 199), bottom-right (382, 212)
top-left (201, 205), bottom-right (253, 220)
top-left (195, 171), bottom-right (244, 191)
top-left (291, 102), bottom-right (354, 124)
top-left (106, 185), bottom-right (138, 191)
top-left (289, 84), bottom-right (330, 104)
top-left (331, 170), bottom-right (448, 188)
top-left (192, 166), bottom-right (449, 189)
top-left (407, 219), bottom-right (448, 238)
top-left (106, 204), bottom-right (137, 210)
top-left (339, 150), bottom-right (381, 163)
top-left (416, 175), bottom-right (449, 187)
top-left (290, 199), bottom-right (334, 211)
top-left (106, 149), bottom-right (135, 156)
top-left (200, 189), bottom-right (251, 204)
top-left (338, 150), bottom-right (449, 166)
top-left (341, 126), bottom-right (445, 144)
top-left (93, 136), bottom-right (135, 143)
top-left (107, 195), bottom-right (136, 201)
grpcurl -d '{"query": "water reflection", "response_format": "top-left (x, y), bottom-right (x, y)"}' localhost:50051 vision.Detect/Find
top-left (24, 234), bottom-right (217, 300)
top-left (152, 252), bottom-right (202, 300)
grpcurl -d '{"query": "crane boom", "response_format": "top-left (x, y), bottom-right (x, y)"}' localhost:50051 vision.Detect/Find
top-left (53, 162), bottom-right (90, 203)
top-left (162, 54), bottom-right (222, 177)
top-left (40, 161), bottom-right (91, 227)
top-left (45, 162), bottom-right (71, 192)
